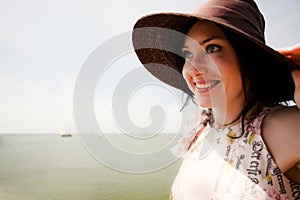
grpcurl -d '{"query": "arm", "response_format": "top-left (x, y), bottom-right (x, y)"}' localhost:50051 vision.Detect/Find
top-left (277, 43), bottom-right (300, 65)
top-left (262, 106), bottom-right (300, 184)
top-left (292, 70), bottom-right (300, 108)
top-left (277, 44), bottom-right (300, 108)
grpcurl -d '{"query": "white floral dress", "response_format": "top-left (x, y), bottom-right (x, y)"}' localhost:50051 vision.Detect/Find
top-left (170, 108), bottom-right (300, 200)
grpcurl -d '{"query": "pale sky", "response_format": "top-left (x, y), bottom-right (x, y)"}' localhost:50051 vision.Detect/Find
top-left (1, 0), bottom-right (300, 133)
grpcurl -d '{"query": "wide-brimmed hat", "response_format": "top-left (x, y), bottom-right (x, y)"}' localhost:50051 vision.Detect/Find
top-left (132, 0), bottom-right (300, 102)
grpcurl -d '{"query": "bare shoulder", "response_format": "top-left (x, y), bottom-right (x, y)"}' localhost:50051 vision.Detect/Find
top-left (261, 106), bottom-right (300, 173)
top-left (264, 105), bottom-right (300, 129)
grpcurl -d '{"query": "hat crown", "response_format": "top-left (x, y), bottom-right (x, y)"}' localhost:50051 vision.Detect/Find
top-left (132, 0), bottom-right (298, 101)
top-left (194, 0), bottom-right (265, 43)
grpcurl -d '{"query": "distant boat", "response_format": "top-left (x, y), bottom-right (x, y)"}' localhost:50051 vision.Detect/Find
top-left (60, 131), bottom-right (72, 137)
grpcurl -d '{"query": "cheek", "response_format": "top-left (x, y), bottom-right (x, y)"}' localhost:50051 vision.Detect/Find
top-left (223, 69), bottom-right (243, 94)
top-left (182, 65), bottom-right (189, 81)
top-left (216, 59), bottom-right (242, 86)
top-left (182, 64), bottom-right (196, 92)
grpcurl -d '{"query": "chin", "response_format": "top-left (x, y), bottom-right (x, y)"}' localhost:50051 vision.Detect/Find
top-left (196, 98), bottom-right (212, 109)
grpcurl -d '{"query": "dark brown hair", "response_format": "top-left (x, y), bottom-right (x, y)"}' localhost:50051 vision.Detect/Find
top-left (218, 25), bottom-right (291, 134)
top-left (181, 22), bottom-right (292, 136)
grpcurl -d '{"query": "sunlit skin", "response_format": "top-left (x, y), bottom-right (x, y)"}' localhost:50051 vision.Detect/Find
top-left (278, 43), bottom-right (300, 107)
top-left (181, 21), bottom-right (300, 184)
top-left (182, 21), bottom-right (244, 128)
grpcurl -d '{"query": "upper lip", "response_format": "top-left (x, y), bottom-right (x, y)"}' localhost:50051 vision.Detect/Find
top-left (193, 79), bottom-right (215, 85)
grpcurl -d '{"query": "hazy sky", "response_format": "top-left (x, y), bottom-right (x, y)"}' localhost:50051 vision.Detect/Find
top-left (1, 0), bottom-right (300, 133)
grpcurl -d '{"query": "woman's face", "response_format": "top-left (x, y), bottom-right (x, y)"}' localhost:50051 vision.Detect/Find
top-left (182, 21), bottom-right (244, 109)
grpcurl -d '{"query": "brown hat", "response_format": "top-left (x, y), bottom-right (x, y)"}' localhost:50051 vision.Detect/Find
top-left (132, 0), bottom-right (300, 102)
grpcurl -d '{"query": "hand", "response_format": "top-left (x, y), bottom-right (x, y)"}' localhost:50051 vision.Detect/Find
top-left (277, 44), bottom-right (300, 108)
top-left (277, 43), bottom-right (300, 66)
top-left (292, 70), bottom-right (300, 108)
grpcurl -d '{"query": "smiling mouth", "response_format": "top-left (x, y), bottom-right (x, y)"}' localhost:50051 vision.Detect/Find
top-left (194, 80), bottom-right (220, 92)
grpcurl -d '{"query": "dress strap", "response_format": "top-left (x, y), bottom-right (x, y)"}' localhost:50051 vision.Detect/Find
top-left (171, 109), bottom-right (212, 158)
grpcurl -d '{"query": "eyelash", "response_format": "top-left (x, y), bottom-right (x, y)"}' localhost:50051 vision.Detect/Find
top-left (181, 44), bottom-right (222, 59)
top-left (181, 50), bottom-right (192, 59)
top-left (206, 44), bottom-right (222, 54)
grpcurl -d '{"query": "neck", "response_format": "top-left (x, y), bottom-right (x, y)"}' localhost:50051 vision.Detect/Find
top-left (210, 104), bottom-right (243, 129)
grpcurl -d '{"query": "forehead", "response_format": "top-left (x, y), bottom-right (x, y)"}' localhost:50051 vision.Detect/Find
top-left (184, 21), bottom-right (226, 43)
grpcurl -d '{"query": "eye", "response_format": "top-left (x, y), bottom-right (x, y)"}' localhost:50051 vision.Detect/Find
top-left (206, 44), bottom-right (222, 54)
top-left (181, 49), bottom-right (193, 59)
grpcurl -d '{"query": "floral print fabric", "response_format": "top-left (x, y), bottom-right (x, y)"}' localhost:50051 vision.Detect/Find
top-left (170, 108), bottom-right (300, 200)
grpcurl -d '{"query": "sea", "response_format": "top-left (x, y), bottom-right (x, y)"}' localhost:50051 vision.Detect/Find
top-left (0, 134), bottom-right (181, 200)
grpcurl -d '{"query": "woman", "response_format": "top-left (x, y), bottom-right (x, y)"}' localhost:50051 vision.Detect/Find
top-left (132, 0), bottom-right (300, 199)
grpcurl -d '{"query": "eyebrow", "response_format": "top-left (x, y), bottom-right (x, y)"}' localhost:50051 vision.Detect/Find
top-left (182, 35), bottom-right (224, 49)
top-left (200, 36), bottom-right (222, 45)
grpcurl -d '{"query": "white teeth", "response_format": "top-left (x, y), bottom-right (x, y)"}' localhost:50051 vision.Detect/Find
top-left (196, 82), bottom-right (213, 89)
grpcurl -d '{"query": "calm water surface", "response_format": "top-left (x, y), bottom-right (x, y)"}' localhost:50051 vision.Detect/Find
top-left (0, 134), bottom-right (181, 200)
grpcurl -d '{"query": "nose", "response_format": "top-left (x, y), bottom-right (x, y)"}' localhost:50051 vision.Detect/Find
top-left (197, 67), bottom-right (208, 74)
top-left (183, 61), bottom-right (208, 76)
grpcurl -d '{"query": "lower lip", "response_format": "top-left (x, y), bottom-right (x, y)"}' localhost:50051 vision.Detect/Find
top-left (195, 81), bottom-right (219, 93)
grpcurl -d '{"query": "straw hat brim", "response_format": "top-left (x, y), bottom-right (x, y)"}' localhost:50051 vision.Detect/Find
top-left (132, 13), bottom-right (300, 102)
